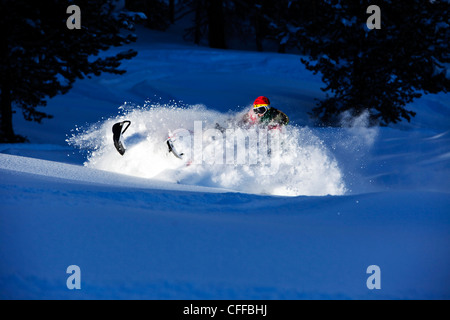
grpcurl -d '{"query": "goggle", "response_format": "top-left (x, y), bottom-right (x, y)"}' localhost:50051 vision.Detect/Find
top-left (254, 106), bottom-right (268, 115)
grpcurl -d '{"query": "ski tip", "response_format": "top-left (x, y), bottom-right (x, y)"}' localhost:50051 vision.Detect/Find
top-left (112, 121), bottom-right (131, 156)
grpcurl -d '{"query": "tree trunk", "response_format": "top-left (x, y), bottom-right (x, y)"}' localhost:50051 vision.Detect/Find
top-left (169, 0), bottom-right (175, 24)
top-left (208, 0), bottom-right (226, 49)
top-left (194, 0), bottom-right (202, 45)
top-left (254, 4), bottom-right (263, 52)
top-left (0, 76), bottom-right (15, 142)
top-left (0, 23), bottom-right (16, 142)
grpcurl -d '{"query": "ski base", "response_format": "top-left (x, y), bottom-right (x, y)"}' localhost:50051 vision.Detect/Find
top-left (112, 121), bottom-right (131, 156)
top-left (166, 137), bottom-right (184, 159)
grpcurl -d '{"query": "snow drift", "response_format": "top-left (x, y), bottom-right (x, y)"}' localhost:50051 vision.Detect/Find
top-left (67, 102), bottom-right (346, 196)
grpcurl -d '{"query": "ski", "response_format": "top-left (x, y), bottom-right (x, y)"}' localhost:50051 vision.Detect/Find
top-left (112, 120), bottom-right (131, 155)
top-left (166, 137), bottom-right (184, 159)
top-left (112, 120), bottom-right (186, 159)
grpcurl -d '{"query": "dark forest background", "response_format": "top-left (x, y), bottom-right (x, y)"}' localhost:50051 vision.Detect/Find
top-left (0, 0), bottom-right (449, 142)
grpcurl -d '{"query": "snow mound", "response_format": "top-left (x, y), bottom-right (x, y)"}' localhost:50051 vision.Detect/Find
top-left (67, 102), bottom-right (347, 196)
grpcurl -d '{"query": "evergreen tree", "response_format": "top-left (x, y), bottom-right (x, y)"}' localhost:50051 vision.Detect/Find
top-left (125, 0), bottom-right (171, 31)
top-left (208, 0), bottom-right (227, 49)
top-left (296, 0), bottom-right (449, 126)
top-left (181, 0), bottom-right (227, 49)
top-left (0, 0), bottom-right (144, 142)
top-left (180, 0), bottom-right (289, 52)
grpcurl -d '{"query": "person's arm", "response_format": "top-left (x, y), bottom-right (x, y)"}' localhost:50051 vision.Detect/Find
top-left (239, 110), bottom-right (257, 126)
top-left (280, 111), bottom-right (289, 125)
top-left (271, 110), bottom-right (289, 126)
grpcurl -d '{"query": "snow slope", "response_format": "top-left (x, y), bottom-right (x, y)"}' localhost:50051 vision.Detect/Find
top-left (1, 26), bottom-right (449, 299)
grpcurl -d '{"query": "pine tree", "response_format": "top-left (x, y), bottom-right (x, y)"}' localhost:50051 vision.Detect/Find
top-left (262, 0), bottom-right (304, 53)
top-left (125, 0), bottom-right (171, 31)
top-left (181, 0), bottom-right (227, 49)
top-left (297, 0), bottom-right (449, 126)
top-left (0, 0), bottom-right (144, 142)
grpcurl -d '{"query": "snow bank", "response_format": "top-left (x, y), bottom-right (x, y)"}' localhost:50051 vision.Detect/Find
top-left (0, 153), bottom-right (231, 194)
top-left (1, 155), bottom-right (449, 299)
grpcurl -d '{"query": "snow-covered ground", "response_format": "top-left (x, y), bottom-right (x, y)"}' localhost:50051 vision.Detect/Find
top-left (1, 26), bottom-right (449, 299)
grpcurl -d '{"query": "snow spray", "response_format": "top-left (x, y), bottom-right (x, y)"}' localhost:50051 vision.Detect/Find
top-left (67, 102), bottom-right (346, 196)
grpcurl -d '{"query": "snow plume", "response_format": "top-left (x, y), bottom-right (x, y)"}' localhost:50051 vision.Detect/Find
top-left (316, 110), bottom-right (380, 194)
top-left (67, 102), bottom-right (346, 196)
top-left (339, 110), bottom-right (379, 148)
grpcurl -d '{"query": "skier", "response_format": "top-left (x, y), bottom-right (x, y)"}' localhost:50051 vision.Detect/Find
top-left (240, 96), bottom-right (289, 129)
top-left (113, 96), bottom-right (289, 156)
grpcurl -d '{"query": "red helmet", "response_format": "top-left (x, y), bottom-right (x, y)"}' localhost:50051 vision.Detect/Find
top-left (253, 96), bottom-right (270, 107)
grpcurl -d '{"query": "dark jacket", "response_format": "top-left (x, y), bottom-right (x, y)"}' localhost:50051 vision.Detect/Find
top-left (259, 108), bottom-right (289, 126)
top-left (241, 107), bottom-right (289, 127)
